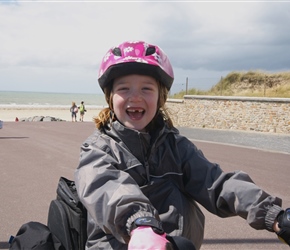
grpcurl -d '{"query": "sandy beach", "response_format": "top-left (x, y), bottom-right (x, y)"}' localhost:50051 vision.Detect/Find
top-left (0, 107), bottom-right (102, 122)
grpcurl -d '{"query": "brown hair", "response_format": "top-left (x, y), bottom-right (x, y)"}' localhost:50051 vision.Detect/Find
top-left (93, 80), bottom-right (173, 130)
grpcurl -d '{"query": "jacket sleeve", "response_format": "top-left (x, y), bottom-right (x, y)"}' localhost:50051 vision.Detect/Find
top-left (179, 137), bottom-right (282, 231)
top-left (74, 132), bottom-right (159, 244)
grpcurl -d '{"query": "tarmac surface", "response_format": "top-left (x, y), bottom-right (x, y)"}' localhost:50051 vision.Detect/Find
top-left (177, 127), bottom-right (290, 155)
top-left (0, 122), bottom-right (289, 249)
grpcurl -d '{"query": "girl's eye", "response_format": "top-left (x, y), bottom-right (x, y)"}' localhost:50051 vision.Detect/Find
top-left (116, 86), bottom-right (129, 91)
top-left (143, 86), bottom-right (154, 91)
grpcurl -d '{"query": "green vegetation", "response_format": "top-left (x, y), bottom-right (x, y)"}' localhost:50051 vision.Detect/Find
top-left (170, 70), bottom-right (290, 98)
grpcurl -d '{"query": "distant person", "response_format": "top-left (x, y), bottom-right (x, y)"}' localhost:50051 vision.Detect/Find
top-left (70, 102), bottom-right (78, 122)
top-left (79, 101), bottom-right (86, 122)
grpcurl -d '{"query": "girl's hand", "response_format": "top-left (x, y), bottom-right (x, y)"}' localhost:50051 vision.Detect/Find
top-left (128, 226), bottom-right (173, 250)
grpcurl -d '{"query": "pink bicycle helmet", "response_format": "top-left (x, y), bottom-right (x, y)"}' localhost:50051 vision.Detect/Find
top-left (98, 40), bottom-right (174, 91)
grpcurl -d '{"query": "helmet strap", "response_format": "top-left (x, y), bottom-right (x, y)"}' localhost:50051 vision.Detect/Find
top-left (109, 110), bottom-right (115, 127)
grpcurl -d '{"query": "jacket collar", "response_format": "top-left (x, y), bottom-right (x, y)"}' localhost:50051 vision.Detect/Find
top-left (104, 115), bottom-right (170, 163)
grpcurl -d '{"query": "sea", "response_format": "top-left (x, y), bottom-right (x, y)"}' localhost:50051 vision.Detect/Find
top-left (0, 91), bottom-right (107, 109)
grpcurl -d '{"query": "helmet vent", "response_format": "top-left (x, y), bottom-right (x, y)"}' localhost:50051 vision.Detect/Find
top-left (145, 46), bottom-right (156, 56)
top-left (112, 47), bottom-right (122, 56)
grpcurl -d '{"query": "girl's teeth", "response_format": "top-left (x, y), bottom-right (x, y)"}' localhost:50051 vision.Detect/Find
top-left (129, 109), bottom-right (143, 112)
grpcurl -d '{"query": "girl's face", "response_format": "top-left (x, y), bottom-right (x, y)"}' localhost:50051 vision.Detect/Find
top-left (112, 74), bottom-right (159, 132)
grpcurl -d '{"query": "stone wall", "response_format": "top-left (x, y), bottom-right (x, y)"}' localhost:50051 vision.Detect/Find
top-left (166, 95), bottom-right (290, 134)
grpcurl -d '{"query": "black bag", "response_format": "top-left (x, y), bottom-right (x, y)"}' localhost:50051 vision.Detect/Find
top-left (47, 177), bottom-right (87, 250)
top-left (9, 221), bottom-right (62, 250)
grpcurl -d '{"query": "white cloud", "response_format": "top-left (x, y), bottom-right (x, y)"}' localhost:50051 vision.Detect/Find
top-left (1, 1), bottom-right (290, 94)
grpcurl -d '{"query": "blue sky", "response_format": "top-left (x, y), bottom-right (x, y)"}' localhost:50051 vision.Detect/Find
top-left (1, 0), bottom-right (290, 94)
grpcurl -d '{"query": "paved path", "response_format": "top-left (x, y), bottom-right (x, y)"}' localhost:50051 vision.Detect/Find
top-left (176, 127), bottom-right (290, 249)
top-left (189, 141), bottom-right (290, 249)
top-left (178, 127), bottom-right (290, 155)
top-left (0, 122), bottom-right (289, 249)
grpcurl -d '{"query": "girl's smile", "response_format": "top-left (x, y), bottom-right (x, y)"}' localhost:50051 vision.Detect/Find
top-left (112, 74), bottom-right (159, 131)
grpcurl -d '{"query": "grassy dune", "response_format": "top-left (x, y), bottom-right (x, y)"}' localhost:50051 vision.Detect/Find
top-left (171, 71), bottom-right (290, 98)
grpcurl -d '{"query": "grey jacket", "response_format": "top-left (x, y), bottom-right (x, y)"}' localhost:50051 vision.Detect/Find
top-left (74, 117), bottom-right (282, 249)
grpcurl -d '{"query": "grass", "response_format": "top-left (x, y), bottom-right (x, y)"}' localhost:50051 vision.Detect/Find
top-left (170, 70), bottom-right (290, 98)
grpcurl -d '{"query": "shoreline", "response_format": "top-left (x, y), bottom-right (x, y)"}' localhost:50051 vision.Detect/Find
top-left (0, 107), bottom-right (103, 122)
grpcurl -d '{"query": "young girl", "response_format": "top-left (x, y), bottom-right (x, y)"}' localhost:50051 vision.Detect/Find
top-left (74, 41), bottom-right (290, 249)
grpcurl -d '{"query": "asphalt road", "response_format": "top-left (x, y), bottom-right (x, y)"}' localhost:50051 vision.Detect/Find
top-left (179, 127), bottom-right (290, 249)
top-left (0, 122), bottom-right (289, 249)
top-left (178, 127), bottom-right (290, 155)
